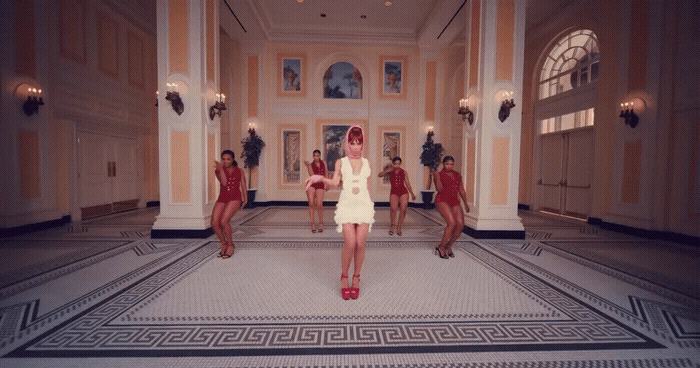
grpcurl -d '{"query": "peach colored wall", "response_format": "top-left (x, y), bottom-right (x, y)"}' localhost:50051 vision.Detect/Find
top-left (206, 0), bottom-right (215, 82)
top-left (15, 0), bottom-right (36, 78)
top-left (247, 55), bottom-right (259, 117)
top-left (170, 130), bottom-right (191, 203)
top-left (219, 29), bottom-right (241, 153)
top-left (424, 60), bottom-right (436, 121)
top-left (621, 141), bottom-right (641, 204)
top-left (466, 138), bottom-right (476, 203)
top-left (495, 0), bottom-right (515, 82)
top-left (468, 0), bottom-right (480, 89)
top-left (98, 12), bottom-right (118, 78)
top-left (169, 0), bottom-right (188, 74)
top-left (690, 121), bottom-right (699, 217)
top-left (51, 119), bottom-right (71, 212)
top-left (627, 1), bottom-right (649, 93)
top-left (207, 134), bottom-right (216, 202)
top-left (491, 136), bottom-right (510, 205)
top-left (128, 32), bottom-right (145, 89)
top-left (59, 0), bottom-right (86, 64)
top-left (19, 130), bottom-right (41, 199)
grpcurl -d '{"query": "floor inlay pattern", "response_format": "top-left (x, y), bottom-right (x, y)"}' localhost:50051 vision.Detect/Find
top-left (6, 241), bottom-right (665, 357)
top-left (1, 208), bottom-right (698, 367)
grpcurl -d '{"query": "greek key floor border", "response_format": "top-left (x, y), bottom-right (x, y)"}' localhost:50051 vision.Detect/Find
top-left (3, 241), bottom-right (668, 358)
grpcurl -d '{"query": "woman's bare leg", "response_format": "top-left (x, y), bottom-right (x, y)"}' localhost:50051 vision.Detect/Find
top-left (389, 194), bottom-right (399, 233)
top-left (306, 188), bottom-right (317, 231)
top-left (445, 205), bottom-right (464, 254)
top-left (315, 188), bottom-right (324, 231)
top-left (220, 200), bottom-right (241, 255)
top-left (436, 201), bottom-right (456, 256)
top-left (211, 202), bottom-right (227, 254)
top-left (352, 223), bottom-right (369, 289)
top-left (397, 193), bottom-right (409, 234)
top-left (341, 224), bottom-right (358, 289)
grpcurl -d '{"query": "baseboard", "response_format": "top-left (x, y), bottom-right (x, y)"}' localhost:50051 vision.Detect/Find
top-left (246, 201), bottom-right (428, 208)
top-left (588, 217), bottom-right (699, 245)
top-left (151, 227), bottom-right (214, 239)
top-left (146, 201), bottom-right (160, 207)
top-left (462, 226), bottom-right (525, 239)
top-left (517, 203), bottom-right (531, 210)
top-left (0, 215), bottom-right (71, 237)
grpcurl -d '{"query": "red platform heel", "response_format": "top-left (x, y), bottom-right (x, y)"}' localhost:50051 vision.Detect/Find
top-left (341, 274), bottom-right (351, 300)
top-left (350, 274), bottom-right (360, 299)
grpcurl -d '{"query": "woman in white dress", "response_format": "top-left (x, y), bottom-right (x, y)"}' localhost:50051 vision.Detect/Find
top-left (306, 126), bottom-right (374, 300)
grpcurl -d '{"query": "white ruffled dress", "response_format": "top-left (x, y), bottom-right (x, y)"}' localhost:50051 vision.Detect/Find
top-left (334, 156), bottom-right (375, 233)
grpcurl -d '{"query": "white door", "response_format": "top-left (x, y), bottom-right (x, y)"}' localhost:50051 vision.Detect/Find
top-left (77, 131), bottom-right (140, 218)
top-left (538, 127), bottom-right (594, 218)
top-left (78, 131), bottom-right (112, 210)
top-left (113, 137), bottom-right (140, 206)
top-left (564, 128), bottom-right (593, 217)
top-left (539, 133), bottom-right (564, 213)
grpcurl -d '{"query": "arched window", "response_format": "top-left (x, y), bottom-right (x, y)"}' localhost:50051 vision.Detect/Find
top-left (539, 30), bottom-right (599, 100)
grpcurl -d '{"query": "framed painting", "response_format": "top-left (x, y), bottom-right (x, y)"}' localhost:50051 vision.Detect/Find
top-left (277, 53), bottom-right (306, 97)
top-left (379, 55), bottom-right (407, 99)
top-left (323, 62), bottom-right (362, 99)
top-left (316, 119), bottom-right (368, 177)
top-left (378, 126), bottom-right (406, 186)
top-left (278, 124), bottom-right (305, 189)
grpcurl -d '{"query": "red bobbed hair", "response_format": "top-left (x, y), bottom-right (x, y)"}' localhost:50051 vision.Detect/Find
top-left (347, 126), bottom-right (363, 145)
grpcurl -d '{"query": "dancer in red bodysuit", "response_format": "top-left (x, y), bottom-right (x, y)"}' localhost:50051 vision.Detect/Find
top-left (304, 149), bottom-right (328, 233)
top-left (433, 155), bottom-right (469, 259)
top-left (212, 150), bottom-right (247, 259)
top-left (378, 157), bottom-right (415, 236)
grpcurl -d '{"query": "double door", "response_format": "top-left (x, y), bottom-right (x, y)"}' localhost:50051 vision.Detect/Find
top-left (538, 127), bottom-right (593, 218)
top-left (78, 131), bottom-right (140, 219)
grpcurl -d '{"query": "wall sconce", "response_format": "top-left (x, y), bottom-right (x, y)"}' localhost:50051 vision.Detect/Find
top-left (209, 93), bottom-right (227, 120)
top-left (23, 87), bottom-right (44, 116)
top-left (426, 125), bottom-right (434, 141)
top-left (155, 91), bottom-right (159, 107)
top-left (248, 122), bottom-right (257, 135)
top-left (619, 101), bottom-right (639, 128)
top-left (165, 82), bottom-right (184, 115)
top-left (498, 90), bottom-right (515, 122)
top-left (458, 98), bottom-right (474, 125)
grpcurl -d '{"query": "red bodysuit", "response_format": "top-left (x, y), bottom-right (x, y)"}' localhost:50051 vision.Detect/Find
top-left (435, 169), bottom-right (462, 206)
top-left (216, 167), bottom-right (242, 203)
top-left (389, 169), bottom-right (408, 196)
top-left (310, 160), bottom-right (326, 190)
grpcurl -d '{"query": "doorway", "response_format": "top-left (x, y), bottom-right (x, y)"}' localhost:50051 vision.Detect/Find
top-left (77, 131), bottom-right (140, 219)
top-left (538, 125), bottom-right (593, 218)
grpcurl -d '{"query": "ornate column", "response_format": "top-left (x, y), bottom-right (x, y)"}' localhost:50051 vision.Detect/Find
top-left (461, 0), bottom-right (525, 238)
top-left (152, 0), bottom-right (222, 237)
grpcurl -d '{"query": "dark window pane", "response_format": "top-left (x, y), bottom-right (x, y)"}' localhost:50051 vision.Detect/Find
top-left (591, 62), bottom-right (599, 81)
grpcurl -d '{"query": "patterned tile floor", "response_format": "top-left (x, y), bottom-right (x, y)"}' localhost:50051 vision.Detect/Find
top-left (0, 206), bottom-right (698, 367)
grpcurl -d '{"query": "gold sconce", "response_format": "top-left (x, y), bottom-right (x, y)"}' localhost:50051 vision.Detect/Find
top-left (209, 93), bottom-right (227, 120)
top-left (23, 87), bottom-right (44, 116)
top-left (498, 90), bottom-right (515, 122)
top-left (165, 82), bottom-right (184, 115)
top-left (458, 97), bottom-right (474, 125)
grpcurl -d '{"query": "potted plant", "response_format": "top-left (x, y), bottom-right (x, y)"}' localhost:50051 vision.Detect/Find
top-left (241, 127), bottom-right (265, 208)
top-left (418, 130), bottom-right (444, 209)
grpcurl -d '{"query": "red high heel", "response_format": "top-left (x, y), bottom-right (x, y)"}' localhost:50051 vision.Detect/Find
top-left (350, 274), bottom-right (360, 299)
top-left (341, 274), bottom-right (351, 300)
